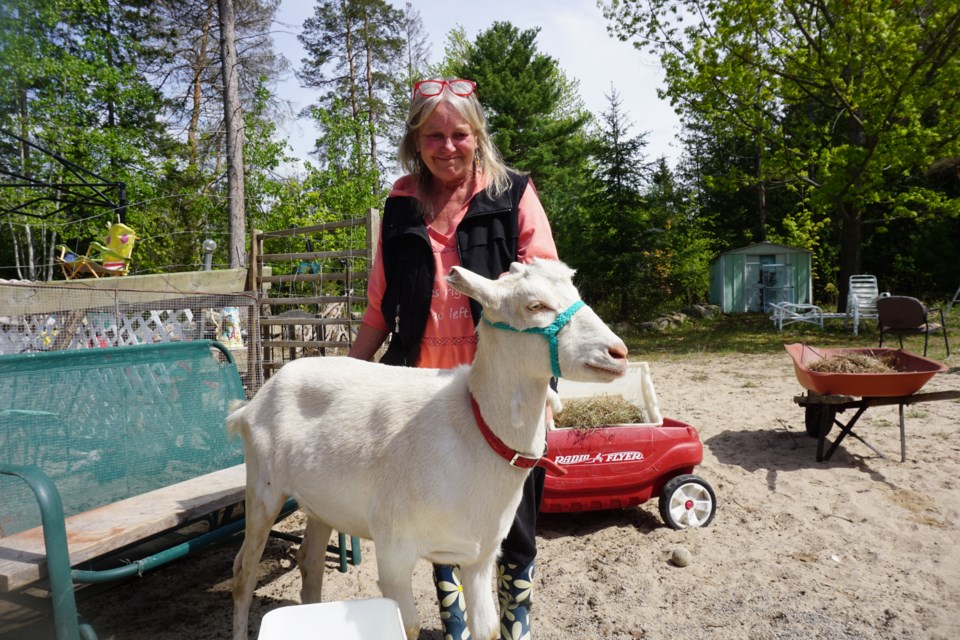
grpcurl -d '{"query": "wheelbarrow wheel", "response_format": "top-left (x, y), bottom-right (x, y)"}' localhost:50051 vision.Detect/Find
top-left (659, 474), bottom-right (716, 530)
top-left (804, 404), bottom-right (837, 438)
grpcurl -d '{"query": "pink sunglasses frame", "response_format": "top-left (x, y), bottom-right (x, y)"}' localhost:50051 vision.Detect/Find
top-left (412, 79), bottom-right (477, 99)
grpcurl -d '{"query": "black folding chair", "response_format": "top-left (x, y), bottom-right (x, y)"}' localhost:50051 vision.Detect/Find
top-left (877, 296), bottom-right (950, 357)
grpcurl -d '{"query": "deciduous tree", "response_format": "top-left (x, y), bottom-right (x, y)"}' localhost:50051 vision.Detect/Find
top-left (603, 0), bottom-right (960, 308)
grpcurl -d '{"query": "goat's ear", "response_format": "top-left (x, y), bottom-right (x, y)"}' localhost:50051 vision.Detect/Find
top-left (447, 265), bottom-right (496, 307)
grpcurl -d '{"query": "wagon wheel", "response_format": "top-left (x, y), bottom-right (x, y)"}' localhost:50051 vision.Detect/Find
top-left (804, 404), bottom-right (837, 438)
top-left (659, 474), bottom-right (716, 530)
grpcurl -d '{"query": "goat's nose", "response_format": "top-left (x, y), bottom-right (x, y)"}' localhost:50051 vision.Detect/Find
top-left (609, 341), bottom-right (628, 361)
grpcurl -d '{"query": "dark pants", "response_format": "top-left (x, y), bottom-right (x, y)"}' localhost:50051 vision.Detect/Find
top-left (499, 465), bottom-right (546, 567)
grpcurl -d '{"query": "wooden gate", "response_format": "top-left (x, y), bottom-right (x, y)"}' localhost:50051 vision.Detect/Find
top-left (247, 210), bottom-right (379, 378)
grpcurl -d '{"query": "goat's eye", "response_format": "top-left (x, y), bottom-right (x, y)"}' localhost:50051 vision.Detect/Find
top-left (527, 302), bottom-right (544, 312)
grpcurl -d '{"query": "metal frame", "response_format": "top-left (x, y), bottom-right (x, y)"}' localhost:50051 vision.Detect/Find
top-left (0, 340), bottom-right (360, 639)
top-left (769, 302), bottom-right (824, 330)
top-left (0, 128), bottom-right (126, 221)
top-left (795, 390), bottom-right (960, 462)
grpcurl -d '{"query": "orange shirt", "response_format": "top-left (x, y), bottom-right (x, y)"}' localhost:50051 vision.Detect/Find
top-left (362, 173), bottom-right (558, 369)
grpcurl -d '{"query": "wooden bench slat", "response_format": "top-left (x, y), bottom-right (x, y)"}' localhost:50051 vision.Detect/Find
top-left (0, 464), bottom-right (247, 592)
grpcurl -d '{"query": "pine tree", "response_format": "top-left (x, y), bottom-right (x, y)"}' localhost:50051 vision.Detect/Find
top-left (450, 21), bottom-right (592, 263)
top-left (298, 0), bottom-right (405, 176)
top-left (576, 88), bottom-right (651, 319)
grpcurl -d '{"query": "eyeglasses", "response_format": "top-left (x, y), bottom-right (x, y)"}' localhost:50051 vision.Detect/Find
top-left (413, 79), bottom-right (477, 98)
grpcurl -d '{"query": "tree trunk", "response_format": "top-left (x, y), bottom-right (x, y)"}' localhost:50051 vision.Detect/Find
top-left (362, 10), bottom-right (377, 169)
top-left (836, 203), bottom-right (862, 313)
top-left (757, 145), bottom-right (766, 242)
top-left (341, 0), bottom-right (362, 152)
top-left (188, 4), bottom-right (214, 170)
top-left (218, 0), bottom-right (246, 268)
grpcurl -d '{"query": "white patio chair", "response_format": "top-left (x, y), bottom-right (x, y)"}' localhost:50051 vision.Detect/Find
top-left (847, 275), bottom-right (889, 335)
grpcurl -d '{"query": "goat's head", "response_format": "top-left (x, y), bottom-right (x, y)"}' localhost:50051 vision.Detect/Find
top-left (446, 258), bottom-right (628, 381)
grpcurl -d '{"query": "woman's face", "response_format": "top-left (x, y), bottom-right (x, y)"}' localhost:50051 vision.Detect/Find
top-left (416, 100), bottom-right (477, 187)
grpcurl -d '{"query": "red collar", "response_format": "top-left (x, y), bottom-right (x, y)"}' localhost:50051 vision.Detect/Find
top-left (470, 394), bottom-right (567, 476)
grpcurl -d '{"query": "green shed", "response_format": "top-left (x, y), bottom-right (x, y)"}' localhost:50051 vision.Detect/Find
top-left (708, 241), bottom-right (813, 313)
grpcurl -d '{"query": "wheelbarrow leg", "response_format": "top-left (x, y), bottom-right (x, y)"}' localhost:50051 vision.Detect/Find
top-left (899, 403), bottom-right (907, 463)
top-left (822, 405), bottom-right (870, 462)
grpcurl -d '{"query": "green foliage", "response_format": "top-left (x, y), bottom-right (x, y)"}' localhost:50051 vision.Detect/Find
top-left (565, 89), bottom-right (649, 319)
top-left (298, 0), bottom-right (407, 176)
top-left (429, 25), bottom-right (471, 79)
top-left (453, 22), bottom-right (591, 190)
top-left (304, 98), bottom-right (385, 217)
top-left (0, 0), bottom-right (171, 279)
top-left (265, 99), bottom-right (383, 284)
top-left (603, 0), bottom-right (960, 306)
top-left (562, 90), bottom-right (711, 321)
top-left (448, 21), bottom-right (595, 289)
top-left (3, 0), bottom-right (955, 327)
top-left (645, 159), bottom-right (713, 312)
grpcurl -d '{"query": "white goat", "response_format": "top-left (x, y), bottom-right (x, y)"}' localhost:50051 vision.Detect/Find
top-left (228, 258), bottom-right (628, 640)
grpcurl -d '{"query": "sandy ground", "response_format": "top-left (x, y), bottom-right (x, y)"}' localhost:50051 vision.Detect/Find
top-left (7, 351), bottom-right (960, 639)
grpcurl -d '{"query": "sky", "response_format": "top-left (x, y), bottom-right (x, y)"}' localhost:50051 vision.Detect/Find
top-left (272, 1), bottom-right (682, 175)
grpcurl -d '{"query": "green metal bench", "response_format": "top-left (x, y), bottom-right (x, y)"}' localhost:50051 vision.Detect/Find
top-left (0, 341), bottom-right (358, 640)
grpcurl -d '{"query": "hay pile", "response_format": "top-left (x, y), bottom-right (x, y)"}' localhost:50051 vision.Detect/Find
top-left (554, 395), bottom-right (647, 431)
top-left (808, 352), bottom-right (898, 374)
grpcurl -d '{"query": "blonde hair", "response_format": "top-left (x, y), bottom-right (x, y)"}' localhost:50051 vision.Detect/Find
top-left (398, 79), bottom-right (512, 209)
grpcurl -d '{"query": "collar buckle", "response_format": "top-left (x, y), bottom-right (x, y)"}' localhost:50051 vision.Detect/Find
top-left (508, 452), bottom-right (539, 469)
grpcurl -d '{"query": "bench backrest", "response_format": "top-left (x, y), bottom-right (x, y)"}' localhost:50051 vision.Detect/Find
top-left (0, 341), bottom-right (245, 537)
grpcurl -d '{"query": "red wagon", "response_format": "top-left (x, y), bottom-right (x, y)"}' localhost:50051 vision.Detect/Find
top-left (542, 363), bottom-right (716, 529)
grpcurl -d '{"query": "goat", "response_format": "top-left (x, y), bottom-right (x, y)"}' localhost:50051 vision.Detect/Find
top-left (228, 258), bottom-right (628, 640)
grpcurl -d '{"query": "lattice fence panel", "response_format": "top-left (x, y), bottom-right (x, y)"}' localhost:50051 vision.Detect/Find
top-left (0, 283), bottom-right (262, 392)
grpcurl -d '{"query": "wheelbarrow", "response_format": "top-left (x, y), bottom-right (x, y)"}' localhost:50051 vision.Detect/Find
top-left (785, 343), bottom-right (959, 462)
top-left (541, 362), bottom-right (716, 529)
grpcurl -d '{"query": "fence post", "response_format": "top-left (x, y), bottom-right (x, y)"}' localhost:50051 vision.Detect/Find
top-left (366, 208), bottom-right (380, 265)
top-left (247, 229), bottom-right (262, 392)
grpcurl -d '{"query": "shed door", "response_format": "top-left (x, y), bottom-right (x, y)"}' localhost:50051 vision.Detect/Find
top-left (745, 255), bottom-right (794, 312)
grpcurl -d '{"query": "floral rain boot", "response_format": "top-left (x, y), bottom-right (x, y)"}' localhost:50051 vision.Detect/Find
top-left (498, 561), bottom-right (534, 640)
top-left (433, 563), bottom-right (470, 640)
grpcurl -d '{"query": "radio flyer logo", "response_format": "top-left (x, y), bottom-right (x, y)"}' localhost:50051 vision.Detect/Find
top-left (552, 451), bottom-right (645, 466)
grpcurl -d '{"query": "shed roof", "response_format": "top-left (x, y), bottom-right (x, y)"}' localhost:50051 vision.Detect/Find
top-left (715, 241), bottom-right (811, 258)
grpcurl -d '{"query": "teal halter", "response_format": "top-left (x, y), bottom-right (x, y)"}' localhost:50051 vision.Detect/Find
top-left (481, 300), bottom-right (586, 378)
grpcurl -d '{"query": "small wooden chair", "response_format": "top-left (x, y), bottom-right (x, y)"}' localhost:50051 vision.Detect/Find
top-left (57, 221), bottom-right (138, 279)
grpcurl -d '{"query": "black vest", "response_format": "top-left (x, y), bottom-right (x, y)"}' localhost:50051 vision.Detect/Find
top-left (379, 172), bottom-right (530, 366)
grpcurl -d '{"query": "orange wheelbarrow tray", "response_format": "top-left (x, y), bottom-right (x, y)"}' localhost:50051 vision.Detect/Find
top-left (784, 343), bottom-right (946, 397)
top-left (542, 363), bottom-right (716, 529)
top-left (784, 344), bottom-right (959, 462)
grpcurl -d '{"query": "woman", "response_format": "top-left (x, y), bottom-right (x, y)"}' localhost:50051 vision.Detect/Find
top-left (348, 78), bottom-right (557, 639)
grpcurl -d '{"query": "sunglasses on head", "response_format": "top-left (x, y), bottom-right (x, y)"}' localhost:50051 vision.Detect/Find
top-left (412, 79), bottom-right (477, 98)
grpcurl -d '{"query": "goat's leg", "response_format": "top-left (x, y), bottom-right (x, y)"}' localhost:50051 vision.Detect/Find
top-left (374, 542), bottom-right (420, 640)
top-left (461, 558), bottom-right (500, 640)
top-left (231, 487), bottom-right (285, 640)
top-left (297, 516), bottom-right (332, 603)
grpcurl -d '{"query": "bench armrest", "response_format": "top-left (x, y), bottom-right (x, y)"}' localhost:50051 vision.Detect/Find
top-left (0, 464), bottom-right (80, 640)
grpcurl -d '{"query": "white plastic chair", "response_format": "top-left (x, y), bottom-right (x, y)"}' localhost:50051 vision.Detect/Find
top-left (257, 598), bottom-right (406, 640)
top-left (847, 275), bottom-right (889, 335)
